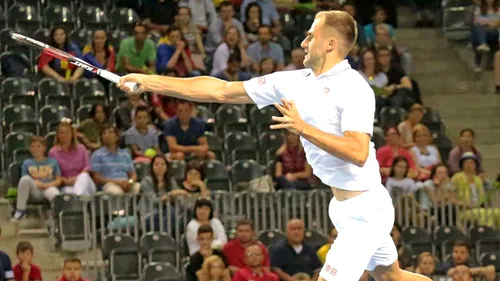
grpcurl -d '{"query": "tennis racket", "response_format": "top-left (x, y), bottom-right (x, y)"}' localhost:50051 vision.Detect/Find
top-left (11, 32), bottom-right (140, 92)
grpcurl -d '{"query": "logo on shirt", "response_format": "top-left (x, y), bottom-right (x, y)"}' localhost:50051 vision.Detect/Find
top-left (258, 77), bottom-right (266, 85)
top-left (324, 265), bottom-right (337, 276)
top-left (323, 87), bottom-right (330, 94)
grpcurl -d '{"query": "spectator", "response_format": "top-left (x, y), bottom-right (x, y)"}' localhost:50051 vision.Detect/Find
top-left (420, 164), bottom-right (457, 212)
top-left (342, 1), bottom-right (367, 47)
top-left (13, 242), bottom-right (42, 281)
top-left (363, 6), bottom-right (395, 46)
top-left (358, 48), bottom-right (388, 92)
top-left (176, 7), bottom-right (207, 60)
top-left (437, 241), bottom-right (496, 281)
top-left (124, 105), bottom-right (161, 161)
top-left (292, 273), bottom-right (312, 281)
top-left (151, 69), bottom-right (181, 122)
top-left (116, 23), bottom-right (156, 74)
top-left (182, 160), bottom-right (210, 197)
top-left (240, 0), bottom-right (279, 26)
top-left (410, 124), bottom-right (440, 181)
top-left (49, 122), bottom-right (96, 196)
top-left (390, 223), bottom-right (412, 270)
top-left (90, 123), bottom-right (140, 195)
top-left (0, 228), bottom-right (14, 281)
top-left (179, 0), bottom-right (217, 34)
top-left (196, 255), bottom-right (231, 281)
top-left (186, 198), bottom-right (228, 255)
top-left (450, 266), bottom-right (473, 281)
top-left (214, 54), bottom-right (252, 81)
top-left (232, 245), bottom-right (279, 281)
top-left (385, 156), bottom-right (419, 202)
top-left (269, 219), bottom-right (321, 280)
top-left (376, 127), bottom-right (418, 181)
top-left (316, 227), bottom-right (338, 264)
top-left (372, 24), bottom-right (410, 74)
top-left (247, 25), bottom-right (285, 72)
top-left (77, 104), bottom-right (108, 151)
top-left (397, 103), bottom-right (424, 148)
top-left (206, 1), bottom-right (247, 53)
top-left (257, 57), bottom-right (276, 76)
top-left (284, 49), bottom-right (306, 71)
top-left (38, 26), bottom-right (84, 83)
top-left (211, 27), bottom-right (251, 76)
top-left (377, 46), bottom-right (413, 94)
top-left (414, 252), bottom-right (436, 277)
top-left (275, 130), bottom-right (312, 190)
top-left (156, 26), bottom-right (199, 77)
top-left (472, 0), bottom-right (500, 72)
top-left (82, 29), bottom-right (116, 83)
top-left (142, 0), bottom-right (178, 34)
top-left (187, 225), bottom-right (228, 281)
top-left (223, 220), bottom-right (271, 274)
top-left (448, 129), bottom-right (484, 175)
top-left (11, 136), bottom-right (62, 221)
top-left (56, 258), bottom-right (91, 281)
top-left (164, 100), bottom-right (216, 161)
top-left (242, 3), bottom-right (262, 44)
top-left (271, 21), bottom-right (291, 54)
top-left (116, 93), bottom-right (147, 131)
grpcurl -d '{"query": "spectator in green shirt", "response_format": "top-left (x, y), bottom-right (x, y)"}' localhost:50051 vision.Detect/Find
top-left (116, 23), bottom-right (157, 74)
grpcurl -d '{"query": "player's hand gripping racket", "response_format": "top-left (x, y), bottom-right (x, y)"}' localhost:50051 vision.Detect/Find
top-left (11, 32), bottom-right (140, 92)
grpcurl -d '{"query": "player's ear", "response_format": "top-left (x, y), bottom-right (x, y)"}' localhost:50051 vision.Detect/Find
top-left (326, 37), bottom-right (336, 52)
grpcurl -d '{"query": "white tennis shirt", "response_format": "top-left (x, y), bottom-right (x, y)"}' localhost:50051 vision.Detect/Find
top-left (243, 59), bottom-right (382, 191)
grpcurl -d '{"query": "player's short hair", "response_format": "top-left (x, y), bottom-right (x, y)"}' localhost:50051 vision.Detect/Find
top-left (315, 10), bottom-right (357, 58)
top-left (134, 105), bottom-right (149, 118)
top-left (197, 225), bottom-right (214, 236)
top-left (30, 136), bottom-right (46, 147)
top-left (63, 257), bottom-right (82, 266)
top-left (236, 219), bottom-right (255, 230)
top-left (16, 241), bottom-right (33, 254)
top-left (453, 240), bottom-right (471, 252)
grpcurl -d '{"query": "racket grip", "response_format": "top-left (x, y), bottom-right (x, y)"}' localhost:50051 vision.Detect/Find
top-left (100, 70), bottom-right (140, 92)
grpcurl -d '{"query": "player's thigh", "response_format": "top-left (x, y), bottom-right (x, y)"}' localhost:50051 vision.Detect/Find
top-left (320, 231), bottom-right (380, 281)
top-left (366, 234), bottom-right (398, 273)
top-left (369, 260), bottom-right (401, 281)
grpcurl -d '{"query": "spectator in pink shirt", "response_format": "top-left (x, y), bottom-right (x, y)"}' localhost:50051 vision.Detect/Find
top-left (376, 127), bottom-right (418, 181)
top-left (48, 121), bottom-right (96, 196)
top-left (56, 258), bottom-right (90, 281)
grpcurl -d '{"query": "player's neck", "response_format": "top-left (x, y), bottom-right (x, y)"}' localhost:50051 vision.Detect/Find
top-left (313, 56), bottom-right (344, 77)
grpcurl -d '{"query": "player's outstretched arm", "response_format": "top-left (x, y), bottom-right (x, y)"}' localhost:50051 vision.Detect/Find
top-left (118, 74), bottom-right (253, 104)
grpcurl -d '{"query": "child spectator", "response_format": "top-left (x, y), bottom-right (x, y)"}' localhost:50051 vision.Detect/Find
top-left (124, 105), bottom-right (161, 161)
top-left (415, 252), bottom-right (436, 277)
top-left (13, 242), bottom-right (42, 281)
top-left (56, 258), bottom-right (90, 281)
top-left (385, 156), bottom-right (420, 202)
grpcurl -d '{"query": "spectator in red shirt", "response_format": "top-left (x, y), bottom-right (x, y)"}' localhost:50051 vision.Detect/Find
top-left (223, 220), bottom-right (270, 275)
top-left (232, 245), bottom-right (279, 281)
top-left (13, 242), bottom-right (42, 281)
top-left (376, 127), bottom-right (418, 181)
top-left (56, 258), bottom-right (90, 281)
top-left (151, 69), bottom-right (181, 123)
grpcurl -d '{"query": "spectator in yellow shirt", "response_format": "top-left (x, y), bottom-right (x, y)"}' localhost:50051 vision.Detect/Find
top-left (316, 227), bottom-right (338, 264)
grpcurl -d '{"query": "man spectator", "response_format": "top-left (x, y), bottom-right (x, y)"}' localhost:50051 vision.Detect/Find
top-left (269, 219), bottom-right (322, 281)
top-left (91, 123), bottom-right (140, 195)
top-left (56, 258), bottom-right (90, 281)
top-left (116, 93), bottom-right (147, 131)
top-left (179, 0), bottom-right (217, 34)
top-left (342, 1), bottom-right (367, 47)
top-left (116, 23), bottom-right (156, 74)
top-left (223, 220), bottom-right (271, 274)
top-left (232, 245), bottom-right (279, 281)
top-left (125, 105), bottom-right (161, 161)
top-left (164, 100), bottom-right (216, 161)
top-left (436, 241), bottom-right (496, 281)
top-left (247, 25), bottom-right (285, 72)
top-left (13, 242), bottom-right (42, 281)
top-left (142, 0), bottom-right (178, 34)
top-left (363, 6), bottom-right (395, 46)
top-left (186, 225), bottom-right (228, 281)
top-left (284, 49), bottom-right (305, 71)
top-left (151, 69), bottom-right (180, 123)
top-left (377, 46), bottom-right (412, 91)
top-left (240, 0), bottom-right (279, 26)
top-left (214, 54), bottom-right (252, 81)
top-left (206, 1), bottom-right (247, 53)
top-left (0, 227), bottom-right (14, 281)
top-left (372, 24), bottom-right (412, 75)
top-left (316, 227), bottom-right (338, 264)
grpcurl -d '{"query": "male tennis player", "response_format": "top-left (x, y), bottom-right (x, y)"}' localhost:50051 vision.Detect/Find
top-left (118, 10), bottom-right (431, 281)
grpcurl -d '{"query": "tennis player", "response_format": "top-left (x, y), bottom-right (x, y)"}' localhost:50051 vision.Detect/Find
top-left (119, 10), bottom-right (431, 281)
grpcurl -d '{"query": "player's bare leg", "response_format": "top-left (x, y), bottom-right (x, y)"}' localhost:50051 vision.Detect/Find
top-left (370, 261), bottom-right (432, 281)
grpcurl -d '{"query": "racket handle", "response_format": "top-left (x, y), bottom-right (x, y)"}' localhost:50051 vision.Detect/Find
top-left (99, 70), bottom-right (140, 92)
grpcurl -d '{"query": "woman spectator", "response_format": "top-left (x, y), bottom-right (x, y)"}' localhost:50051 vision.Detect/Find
top-left (49, 122), bottom-right (96, 196)
top-left (376, 127), bottom-right (418, 181)
top-left (38, 27), bottom-right (84, 83)
top-left (186, 199), bottom-right (228, 255)
top-left (82, 29), bottom-right (116, 84)
top-left (211, 27), bottom-right (250, 76)
top-left (243, 3), bottom-right (262, 44)
top-left (410, 124), bottom-right (440, 180)
top-left (415, 252), bottom-right (436, 277)
top-left (156, 26), bottom-right (199, 77)
top-left (196, 255), bottom-right (231, 281)
top-left (176, 6), bottom-right (207, 69)
top-left (76, 104), bottom-right (108, 151)
top-left (182, 160), bottom-right (210, 197)
top-left (358, 48), bottom-right (388, 89)
top-left (258, 57), bottom-right (276, 76)
top-left (472, 0), bottom-right (500, 72)
top-left (397, 103), bottom-right (424, 148)
top-left (448, 128), bottom-right (484, 175)
top-left (385, 156), bottom-right (419, 202)
top-left (275, 130), bottom-right (312, 190)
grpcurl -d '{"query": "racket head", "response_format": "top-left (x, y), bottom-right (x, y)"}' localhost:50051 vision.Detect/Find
top-left (12, 32), bottom-right (75, 61)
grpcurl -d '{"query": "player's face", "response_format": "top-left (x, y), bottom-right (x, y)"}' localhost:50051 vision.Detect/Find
top-left (63, 262), bottom-right (82, 281)
top-left (301, 18), bottom-right (327, 70)
top-left (418, 256), bottom-right (435, 276)
top-left (93, 30), bottom-right (107, 48)
top-left (29, 141), bottom-right (46, 158)
top-left (197, 232), bottom-right (214, 248)
top-left (452, 246), bottom-right (470, 264)
top-left (152, 156), bottom-right (167, 178)
top-left (235, 224), bottom-right (253, 243)
top-left (135, 111), bottom-right (149, 128)
top-left (377, 50), bottom-right (391, 67)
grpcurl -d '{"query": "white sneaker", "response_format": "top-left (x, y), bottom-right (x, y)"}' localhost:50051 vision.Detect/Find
top-left (476, 44), bottom-right (490, 52)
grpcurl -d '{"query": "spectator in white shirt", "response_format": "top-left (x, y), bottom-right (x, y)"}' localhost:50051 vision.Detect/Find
top-left (211, 27), bottom-right (250, 76)
top-left (385, 156), bottom-right (420, 203)
top-left (410, 124), bottom-right (441, 181)
top-left (186, 198), bottom-right (228, 255)
top-left (358, 48), bottom-right (388, 89)
top-left (284, 49), bottom-right (306, 71)
top-left (206, 1), bottom-right (247, 53)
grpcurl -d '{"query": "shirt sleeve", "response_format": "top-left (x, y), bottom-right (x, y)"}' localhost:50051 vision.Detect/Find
top-left (80, 146), bottom-right (91, 171)
top-left (269, 245), bottom-right (285, 268)
top-left (32, 265), bottom-right (42, 281)
top-left (21, 160), bottom-right (29, 177)
top-left (90, 151), bottom-right (102, 173)
top-left (52, 159), bottom-right (62, 177)
top-left (310, 249), bottom-right (323, 271)
top-left (124, 152), bottom-right (135, 173)
top-left (261, 245), bottom-right (271, 266)
top-left (211, 218), bottom-right (228, 246)
top-left (186, 220), bottom-right (200, 255)
top-left (163, 120), bottom-right (175, 137)
top-left (339, 80), bottom-right (375, 135)
top-left (1, 253), bottom-right (14, 280)
top-left (231, 270), bottom-right (244, 281)
top-left (243, 71), bottom-right (289, 109)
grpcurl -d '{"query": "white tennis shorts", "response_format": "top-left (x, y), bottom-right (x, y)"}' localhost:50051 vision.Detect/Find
top-left (319, 186), bottom-right (398, 281)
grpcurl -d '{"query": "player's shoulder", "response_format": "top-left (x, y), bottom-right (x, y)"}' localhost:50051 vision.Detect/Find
top-left (271, 68), bottom-right (312, 80)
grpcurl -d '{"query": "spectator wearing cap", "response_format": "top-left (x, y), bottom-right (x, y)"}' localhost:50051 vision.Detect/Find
top-left (284, 49), bottom-right (306, 71)
top-left (247, 25), bottom-right (285, 72)
top-left (239, 0), bottom-right (279, 26)
top-left (13, 241), bottom-right (42, 281)
top-left (214, 54), bottom-right (252, 81)
top-left (363, 6), bottom-right (395, 46)
top-left (223, 220), bottom-right (271, 274)
top-left (448, 129), bottom-right (484, 175)
top-left (397, 103), bottom-right (424, 149)
top-left (269, 219), bottom-right (322, 280)
top-left (116, 23), bottom-right (156, 74)
top-left (142, 0), bottom-right (178, 34)
top-left (211, 27), bottom-right (251, 76)
top-left (77, 104), bottom-right (108, 151)
top-left (232, 245), bottom-right (279, 281)
top-left (186, 199), bottom-right (228, 255)
top-left (206, 1), bottom-right (247, 54)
